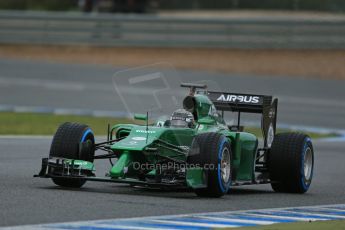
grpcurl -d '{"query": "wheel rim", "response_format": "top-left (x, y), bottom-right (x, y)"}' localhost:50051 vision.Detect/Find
top-left (221, 147), bottom-right (231, 183)
top-left (303, 147), bottom-right (313, 181)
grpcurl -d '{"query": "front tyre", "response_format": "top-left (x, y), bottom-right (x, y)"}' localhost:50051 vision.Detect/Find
top-left (269, 133), bottom-right (314, 193)
top-left (188, 133), bottom-right (232, 198)
top-left (49, 122), bottom-right (95, 188)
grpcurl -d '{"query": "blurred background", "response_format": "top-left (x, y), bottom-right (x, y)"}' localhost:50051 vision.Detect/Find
top-left (0, 0), bottom-right (344, 135)
top-left (0, 0), bottom-right (345, 13)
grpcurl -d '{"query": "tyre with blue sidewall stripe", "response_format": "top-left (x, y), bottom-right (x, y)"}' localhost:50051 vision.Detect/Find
top-left (49, 122), bottom-right (95, 188)
top-left (188, 132), bottom-right (232, 197)
top-left (268, 133), bottom-right (314, 193)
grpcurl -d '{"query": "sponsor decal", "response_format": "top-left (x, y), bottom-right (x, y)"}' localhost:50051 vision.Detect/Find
top-left (136, 130), bottom-right (156, 134)
top-left (74, 161), bottom-right (88, 166)
top-left (132, 137), bottom-right (146, 141)
top-left (267, 123), bottom-right (275, 148)
top-left (217, 94), bottom-right (260, 104)
top-left (269, 107), bottom-right (276, 119)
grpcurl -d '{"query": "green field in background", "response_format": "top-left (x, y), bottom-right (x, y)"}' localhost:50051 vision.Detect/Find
top-left (0, 112), bottom-right (338, 138)
top-left (0, 112), bottom-right (130, 135)
top-left (231, 220), bottom-right (345, 230)
top-left (244, 127), bottom-right (336, 140)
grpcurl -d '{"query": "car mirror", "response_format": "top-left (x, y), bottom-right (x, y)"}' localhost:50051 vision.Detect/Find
top-left (134, 113), bottom-right (148, 121)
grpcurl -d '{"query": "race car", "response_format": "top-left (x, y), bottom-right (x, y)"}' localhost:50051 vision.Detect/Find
top-left (35, 83), bottom-right (314, 197)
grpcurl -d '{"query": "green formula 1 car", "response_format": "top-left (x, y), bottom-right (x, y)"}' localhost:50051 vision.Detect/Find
top-left (35, 83), bottom-right (314, 197)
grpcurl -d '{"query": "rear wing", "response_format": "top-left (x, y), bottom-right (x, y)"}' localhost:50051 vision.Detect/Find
top-left (208, 91), bottom-right (278, 148)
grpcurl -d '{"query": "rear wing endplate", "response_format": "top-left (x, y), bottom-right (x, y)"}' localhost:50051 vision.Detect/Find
top-left (208, 91), bottom-right (278, 148)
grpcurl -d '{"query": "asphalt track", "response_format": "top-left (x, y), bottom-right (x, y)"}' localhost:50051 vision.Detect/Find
top-left (0, 58), bottom-right (345, 227)
top-left (1, 58), bottom-right (345, 129)
top-left (0, 137), bottom-right (344, 227)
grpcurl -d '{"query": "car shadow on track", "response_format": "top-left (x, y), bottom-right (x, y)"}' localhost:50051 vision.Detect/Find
top-left (228, 187), bottom-right (274, 195)
top-left (37, 183), bottom-right (274, 199)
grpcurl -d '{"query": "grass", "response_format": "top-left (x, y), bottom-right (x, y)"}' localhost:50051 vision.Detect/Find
top-left (230, 220), bottom-right (345, 230)
top-left (0, 112), bottom-right (338, 138)
top-left (0, 112), bottom-right (131, 135)
top-left (244, 127), bottom-right (338, 140)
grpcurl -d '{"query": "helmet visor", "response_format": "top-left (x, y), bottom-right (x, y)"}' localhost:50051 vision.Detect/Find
top-left (170, 119), bottom-right (189, 128)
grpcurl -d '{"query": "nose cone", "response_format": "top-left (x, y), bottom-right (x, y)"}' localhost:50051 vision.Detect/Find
top-left (111, 126), bottom-right (162, 151)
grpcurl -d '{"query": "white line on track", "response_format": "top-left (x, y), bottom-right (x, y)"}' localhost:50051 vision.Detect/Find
top-left (198, 216), bottom-right (277, 225)
top-left (151, 219), bottom-right (240, 228)
top-left (2, 204), bottom-right (345, 230)
top-left (241, 213), bottom-right (328, 221)
top-left (280, 210), bottom-right (345, 219)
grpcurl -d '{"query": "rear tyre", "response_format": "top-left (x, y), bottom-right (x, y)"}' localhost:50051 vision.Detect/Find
top-left (269, 133), bottom-right (314, 193)
top-left (49, 122), bottom-right (95, 188)
top-left (188, 133), bottom-right (232, 198)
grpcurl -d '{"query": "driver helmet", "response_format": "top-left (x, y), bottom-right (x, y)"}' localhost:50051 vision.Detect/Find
top-left (170, 109), bottom-right (195, 128)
